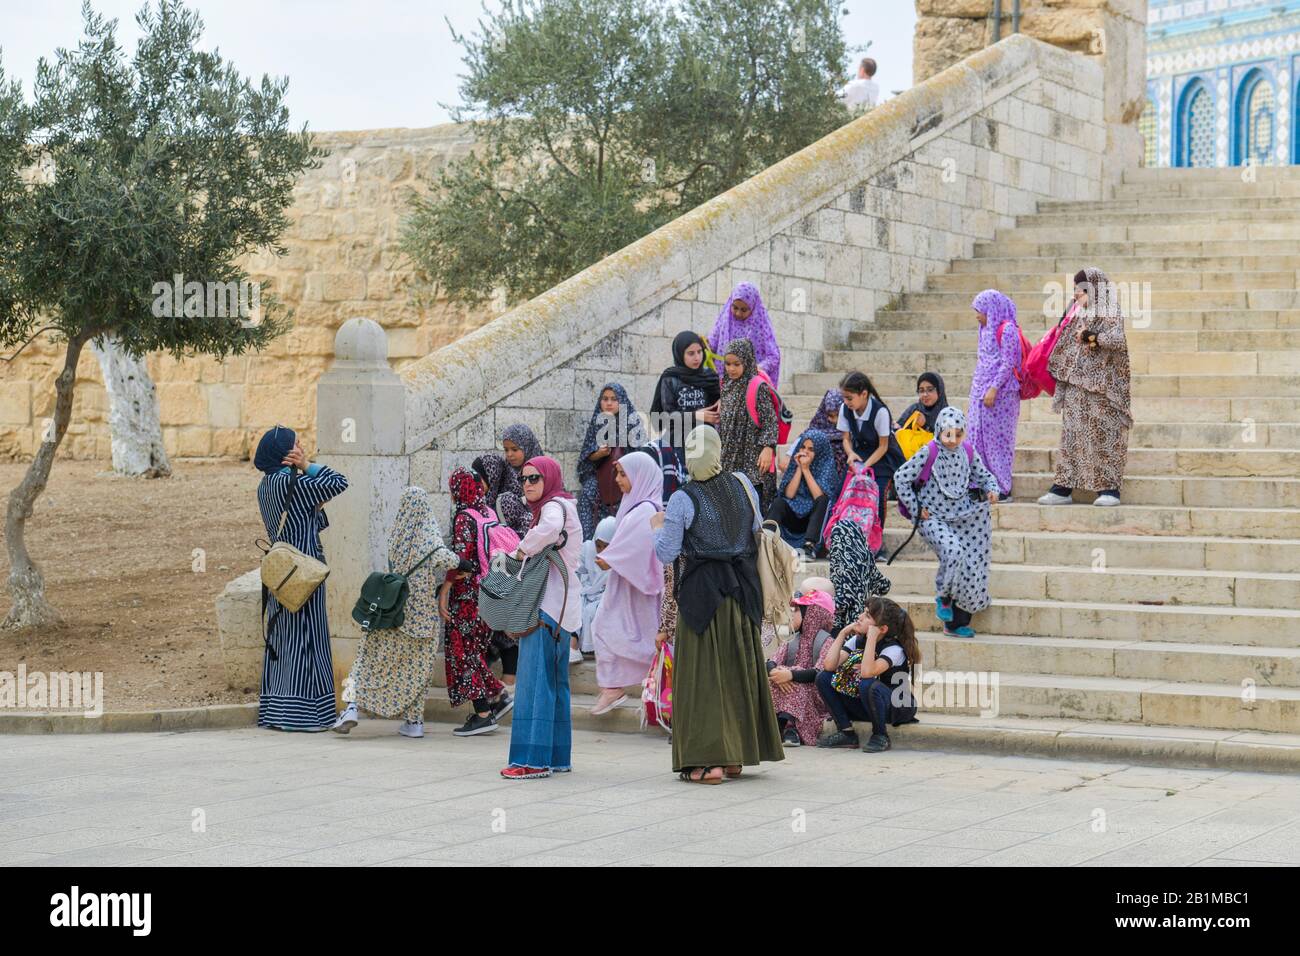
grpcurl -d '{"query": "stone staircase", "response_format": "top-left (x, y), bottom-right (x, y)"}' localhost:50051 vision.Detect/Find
top-left (419, 166), bottom-right (1300, 771)
top-left (783, 165), bottom-right (1300, 765)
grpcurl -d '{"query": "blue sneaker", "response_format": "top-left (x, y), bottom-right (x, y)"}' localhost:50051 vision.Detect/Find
top-left (944, 625), bottom-right (975, 638)
top-left (935, 596), bottom-right (954, 623)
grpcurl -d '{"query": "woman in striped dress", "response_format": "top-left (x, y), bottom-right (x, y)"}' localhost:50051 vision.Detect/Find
top-left (255, 426), bottom-right (349, 731)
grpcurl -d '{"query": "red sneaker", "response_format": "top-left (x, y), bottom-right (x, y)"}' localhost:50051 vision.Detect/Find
top-left (500, 765), bottom-right (552, 780)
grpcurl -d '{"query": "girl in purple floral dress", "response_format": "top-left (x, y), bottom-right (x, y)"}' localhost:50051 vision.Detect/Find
top-left (967, 289), bottom-right (1022, 498)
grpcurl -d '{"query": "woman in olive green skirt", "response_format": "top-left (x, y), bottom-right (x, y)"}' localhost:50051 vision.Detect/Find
top-left (653, 425), bottom-right (784, 784)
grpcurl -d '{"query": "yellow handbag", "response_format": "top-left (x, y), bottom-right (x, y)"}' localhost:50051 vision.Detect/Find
top-left (256, 472), bottom-right (329, 614)
top-left (895, 410), bottom-right (933, 461)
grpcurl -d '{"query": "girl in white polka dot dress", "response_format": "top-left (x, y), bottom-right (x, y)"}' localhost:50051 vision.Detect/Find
top-left (893, 406), bottom-right (1000, 638)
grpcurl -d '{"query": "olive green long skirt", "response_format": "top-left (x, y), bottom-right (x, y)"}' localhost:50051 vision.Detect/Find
top-left (672, 597), bottom-right (785, 773)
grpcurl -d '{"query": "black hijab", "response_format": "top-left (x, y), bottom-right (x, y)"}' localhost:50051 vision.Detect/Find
top-left (650, 331), bottom-right (721, 414)
top-left (897, 372), bottom-right (947, 432)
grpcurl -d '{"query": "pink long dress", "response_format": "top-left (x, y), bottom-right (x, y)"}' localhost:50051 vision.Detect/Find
top-left (591, 452), bottom-right (665, 689)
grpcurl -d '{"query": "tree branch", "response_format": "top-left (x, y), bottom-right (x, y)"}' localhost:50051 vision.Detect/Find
top-left (1, 325), bottom-right (60, 363)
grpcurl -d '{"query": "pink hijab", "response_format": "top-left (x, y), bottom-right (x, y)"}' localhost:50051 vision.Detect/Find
top-left (598, 451), bottom-right (664, 595)
top-left (524, 455), bottom-right (574, 526)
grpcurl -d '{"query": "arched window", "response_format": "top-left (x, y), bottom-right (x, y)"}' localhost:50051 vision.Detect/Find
top-left (1177, 80), bottom-right (1214, 167)
top-left (1234, 69), bottom-right (1276, 166)
top-left (1140, 97), bottom-right (1158, 167)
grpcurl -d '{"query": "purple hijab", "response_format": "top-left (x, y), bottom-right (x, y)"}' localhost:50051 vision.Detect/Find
top-left (710, 282), bottom-right (780, 386)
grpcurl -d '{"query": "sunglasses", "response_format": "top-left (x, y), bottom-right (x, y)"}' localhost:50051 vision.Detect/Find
top-left (521, 473), bottom-right (544, 485)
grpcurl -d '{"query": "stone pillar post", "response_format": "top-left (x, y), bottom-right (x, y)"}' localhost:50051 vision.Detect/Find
top-left (315, 318), bottom-right (410, 694)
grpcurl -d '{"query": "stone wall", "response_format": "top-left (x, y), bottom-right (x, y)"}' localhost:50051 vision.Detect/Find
top-left (0, 124), bottom-right (492, 462)
top-left (913, 0), bottom-right (1147, 183)
top-left (274, 34), bottom-right (1108, 686)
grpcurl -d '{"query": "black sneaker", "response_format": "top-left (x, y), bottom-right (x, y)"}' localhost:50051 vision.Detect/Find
top-left (782, 726), bottom-right (802, 747)
top-left (490, 691), bottom-right (514, 721)
top-left (802, 542), bottom-right (818, 561)
top-left (452, 712), bottom-right (498, 737)
top-left (863, 733), bottom-right (891, 753)
top-left (816, 729), bottom-right (860, 749)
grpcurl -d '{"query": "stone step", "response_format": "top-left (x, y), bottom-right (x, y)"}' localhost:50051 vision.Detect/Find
top-left (925, 270), bottom-right (1298, 293)
top-left (878, 560), bottom-right (1299, 612)
top-left (1020, 208), bottom-right (1300, 227)
top-left (791, 370), bottom-right (1300, 398)
top-left (430, 655), bottom-right (641, 700)
top-left (867, 309), bottom-right (1300, 331)
top-left (1122, 166), bottom-right (1300, 184)
top-left (785, 393), bottom-right (1300, 426)
top-left (989, 501), bottom-right (1300, 542)
top-left (995, 224), bottom-right (1300, 243)
top-left (1009, 472), bottom-right (1300, 508)
top-left (951, 255), bottom-right (1300, 274)
top-left (822, 348), bottom-right (1300, 377)
top-left (877, 528), bottom-right (1300, 574)
top-left (1009, 424), bottom-right (1299, 452)
top-left (907, 671), bottom-right (1300, 735)
top-left (975, 238), bottom-right (1300, 258)
top-left (897, 288), bottom-right (1300, 311)
top-left (417, 688), bottom-right (1300, 770)
top-left (885, 592), bottom-right (1300, 649)
top-left (848, 328), bottom-right (1300, 353)
top-left (1043, 195), bottom-right (1300, 211)
top-left (1107, 178), bottom-right (1300, 199)
top-left (917, 631), bottom-right (1300, 687)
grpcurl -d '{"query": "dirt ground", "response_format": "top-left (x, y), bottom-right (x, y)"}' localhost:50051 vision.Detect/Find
top-left (0, 459), bottom-right (263, 711)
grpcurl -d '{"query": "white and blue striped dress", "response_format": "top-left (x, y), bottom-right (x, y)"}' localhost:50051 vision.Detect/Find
top-left (257, 464), bottom-right (349, 730)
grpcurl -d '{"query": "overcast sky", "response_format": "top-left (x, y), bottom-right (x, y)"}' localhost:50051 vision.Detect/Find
top-left (1, 0), bottom-right (918, 132)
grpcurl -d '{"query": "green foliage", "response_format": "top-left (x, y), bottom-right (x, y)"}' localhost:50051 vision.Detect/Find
top-left (0, 0), bottom-right (326, 360)
top-left (402, 0), bottom-right (855, 308)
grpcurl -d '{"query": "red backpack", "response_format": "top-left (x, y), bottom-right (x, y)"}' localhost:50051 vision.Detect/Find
top-left (995, 322), bottom-right (1042, 401)
top-left (745, 370), bottom-right (794, 470)
top-left (822, 464), bottom-right (882, 553)
top-left (462, 507), bottom-right (522, 584)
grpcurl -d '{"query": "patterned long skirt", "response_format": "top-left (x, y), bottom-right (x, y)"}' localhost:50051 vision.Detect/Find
top-left (347, 629), bottom-right (437, 723)
top-left (443, 583), bottom-right (503, 707)
top-left (967, 386), bottom-right (1021, 496)
top-left (1053, 382), bottom-right (1131, 492)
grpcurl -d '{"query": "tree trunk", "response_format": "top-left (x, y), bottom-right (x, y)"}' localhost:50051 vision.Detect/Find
top-left (3, 332), bottom-right (92, 630)
top-left (91, 335), bottom-right (171, 478)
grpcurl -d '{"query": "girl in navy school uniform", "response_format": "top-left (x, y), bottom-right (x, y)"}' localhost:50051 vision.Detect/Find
top-left (837, 371), bottom-right (904, 554)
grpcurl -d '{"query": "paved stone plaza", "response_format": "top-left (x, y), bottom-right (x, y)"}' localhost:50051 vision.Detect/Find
top-left (2, 726), bottom-right (1298, 867)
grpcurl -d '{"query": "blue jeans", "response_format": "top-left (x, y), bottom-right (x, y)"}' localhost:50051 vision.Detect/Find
top-left (814, 669), bottom-right (892, 737)
top-left (507, 612), bottom-right (572, 770)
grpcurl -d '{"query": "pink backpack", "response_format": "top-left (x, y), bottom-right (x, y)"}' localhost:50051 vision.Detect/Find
top-left (822, 464), bottom-right (882, 553)
top-left (1022, 302), bottom-right (1078, 400)
top-left (995, 322), bottom-right (1042, 401)
top-left (745, 370), bottom-right (794, 470)
top-left (463, 507), bottom-right (522, 584)
top-left (641, 643), bottom-right (673, 735)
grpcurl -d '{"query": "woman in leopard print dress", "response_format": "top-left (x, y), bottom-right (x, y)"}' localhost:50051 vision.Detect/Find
top-left (1040, 266), bottom-right (1132, 507)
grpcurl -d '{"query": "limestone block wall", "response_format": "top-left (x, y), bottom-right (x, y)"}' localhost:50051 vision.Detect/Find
top-left (913, 0), bottom-right (1147, 183)
top-left (391, 34), bottom-right (1107, 531)
top-left (0, 124), bottom-right (491, 462)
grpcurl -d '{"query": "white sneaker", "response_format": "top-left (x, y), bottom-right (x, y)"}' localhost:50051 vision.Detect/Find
top-left (331, 703), bottom-right (358, 734)
top-left (1094, 494), bottom-right (1121, 507)
top-left (568, 647), bottom-right (584, 665)
top-left (1036, 491), bottom-right (1073, 506)
top-left (398, 720), bottom-right (424, 738)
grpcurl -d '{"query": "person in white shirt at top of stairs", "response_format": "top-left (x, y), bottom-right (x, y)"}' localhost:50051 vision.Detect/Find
top-left (838, 57), bottom-right (879, 112)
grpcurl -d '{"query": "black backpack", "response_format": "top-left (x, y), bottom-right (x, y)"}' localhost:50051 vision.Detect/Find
top-left (351, 549), bottom-right (441, 633)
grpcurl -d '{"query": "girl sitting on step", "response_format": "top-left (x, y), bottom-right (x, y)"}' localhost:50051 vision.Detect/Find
top-left (814, 597), bottom-right (920, 753)
top-left (892, 406), bottom-right (1000, 638)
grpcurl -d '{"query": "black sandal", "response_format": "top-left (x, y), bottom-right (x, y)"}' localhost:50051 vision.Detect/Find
top-left (678, 766), bottom-right (722, 785)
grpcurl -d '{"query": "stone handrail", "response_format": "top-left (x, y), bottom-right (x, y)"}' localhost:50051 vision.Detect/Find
top-left (398, 33), bottom-right (1099, 453)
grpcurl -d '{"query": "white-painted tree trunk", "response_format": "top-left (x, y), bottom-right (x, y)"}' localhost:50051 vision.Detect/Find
top-left (91, 336), bottom-right (172, 478)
